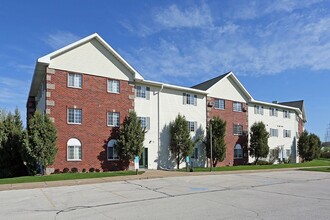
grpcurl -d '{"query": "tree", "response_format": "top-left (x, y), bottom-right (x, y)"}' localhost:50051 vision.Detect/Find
top-left (204, 117), bottom-right (226, 167)
top-left (169, 114), bottom-right (194, 169)
top-left (115, 111), bottom-right (146, 169)
top-left (0, 108), bottom-right (27, 178)
top-left (25, 110), bottom-right (57, 175)
top-left (298, 131), bottom-right (321, 162)
top-left (249, 122), bottom-right (269, 164)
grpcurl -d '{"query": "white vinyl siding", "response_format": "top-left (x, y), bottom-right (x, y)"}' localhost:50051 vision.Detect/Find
top-left (214, 99), bottom-right (225, 110)
top-left (68, 73), bottom-right (82, 88)
top-left (107, 79), bottom-right (120, 93)
top-left (108, 112), bottom-right (120, 127)
top-left (233, 102), bottom-right (242, 112)
top-left (67, 108), bottom-right (82, 124)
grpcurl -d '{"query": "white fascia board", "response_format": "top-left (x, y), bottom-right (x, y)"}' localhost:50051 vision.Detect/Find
top-left (37, 33), bottom-right (144, 80)
top-left (250, 100), bottom-right (302, 114)
top-left (136, 79), bottom-right (209, 95)
top-left (227, 71), bottom-right (254, 101)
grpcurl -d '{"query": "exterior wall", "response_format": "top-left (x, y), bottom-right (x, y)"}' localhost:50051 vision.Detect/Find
top-left (134, 83), bottom-right (207, 169)
top-left (45, 68), bottom-right (134, 172)
top-left (49, 39), bottom-right (134, 82)
top-left (248, 104), bottom-right (300, 163)
top-left (208, 97), bottom-right (249, 166)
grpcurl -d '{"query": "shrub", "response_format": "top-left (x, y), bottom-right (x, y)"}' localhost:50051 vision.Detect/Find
top-left (71, 167), bottom-right (78, 173)
top-left (95, 169), bottom-right (100, 173)
top-left (54, 169), bottom-right (61, 174)
top-left (82, 168), bottom-right (86, 173)
top-left (256, 160), bottom-right (272, 165)
top-left (321, 152), bottom-right (330, 158)
top-left (63, 167), bottom-right (69, 173)
top-left (89, 168), bottom-right (95, 173)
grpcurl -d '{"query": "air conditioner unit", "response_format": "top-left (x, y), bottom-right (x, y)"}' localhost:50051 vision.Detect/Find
top-left (208, 102), bottom-right (214, 107)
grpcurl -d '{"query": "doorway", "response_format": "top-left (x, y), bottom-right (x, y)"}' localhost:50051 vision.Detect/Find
top-left (139, 147), bottom-right (148, 168)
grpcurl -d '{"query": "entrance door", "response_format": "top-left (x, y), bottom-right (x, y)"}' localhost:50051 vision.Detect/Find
top-left (139, 148), bottom-right (148, 168)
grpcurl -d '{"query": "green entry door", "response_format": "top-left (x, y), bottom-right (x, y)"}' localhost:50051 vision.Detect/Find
top-left (139, 148), bottom-right (148, 168)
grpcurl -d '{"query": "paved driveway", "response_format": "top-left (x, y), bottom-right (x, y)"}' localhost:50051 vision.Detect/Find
top-left (1, 170), bottom-right (329, 219)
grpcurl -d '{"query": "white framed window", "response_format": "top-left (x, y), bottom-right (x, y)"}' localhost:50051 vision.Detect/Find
top-left (270, 128), bottom-right (278, 137)
top-left (68, 108), bottom-right (82, 124)
top-left (107, 79), bottom-right (120, 93)
top-left (188, 121), bottom-right (197, 132)
top-left (286, 149), bottom-right (291, 158)
top-left (283, 110), bottom-right (291, 118)
top-left (254, 105), bottom-right (263, 115)
top-left (233, 102), bottom-right (242, 112)
top-left (107, 139), bottom-right (119, 160)
top-left (191, 148), bottom-right (198, 159)
top-left (215, 99), bottom-right (225, 110)
top-left (283, 129), bottom-right (291, 138)
top-left (67, 138), bottom-right (82, 161)
top-left (68, 73), bottom-right (82, 88)
top-left (270, 108), bottom-right (278, 117)
top-left (234, 144), bottom-right (243, 159)
top-left (108, 112), bottom-right (120, 127)
top-left (183, 93), bottom-right (197, 106)
top-left (136, 85), bottom-right (150, 99)
top-left (233, 124), bottom-right (243, 135)
top-left (138, 117), bottom-right (150, 130)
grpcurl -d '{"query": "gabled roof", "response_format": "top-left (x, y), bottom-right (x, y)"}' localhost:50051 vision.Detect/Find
top-left (191, 71), bottom-right (253, 101)
top-left (279, 100), bottom-right (307, 122)
top-left (28, 33), bottom-right (143, 97)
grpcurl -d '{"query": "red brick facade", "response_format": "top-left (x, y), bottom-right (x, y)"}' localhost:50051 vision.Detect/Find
top-left (207, 97), bottom-right (249, 166)
top-left (46, 69), bottom-right (134, 172)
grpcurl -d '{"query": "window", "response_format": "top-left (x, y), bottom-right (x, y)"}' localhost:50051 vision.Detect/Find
top-left (270, 128), bottom-right (278, 137)
top-left (136, 86), bottom-right (150, 99)
top-left (67, 138), bottom-right (82, 161)
top-left (183, 93), bottom-right (197, 106)
top-left (108, 112), bottom-right (120, 127)
top-left (283, 110), bottom-right (290, 118)
top-left (254, 105), bottom-right (263, 115)
top-left (214, 99), bottom-right (225, 110)
top-left (270, 108), bottom-right (278, 117)
top-left (68, 73), bottom-right (82, 88)
top-left (233, 124), bottom-right (243, 135)
top-left (68, 108), bottom-right (82, 124)
top-left (138, 117), bottom-right (150, 130)
top-left (234, 144), bottom-right (243, 159)
top-left (188, 121), bottom-right (197, 132)
top-left (107, 139), bottom-right (119, 160)
top-left (191, 148), bottom-right (198, 159)
top-left (283, 129), bottom-right (291, 138)
top-left (286, 149), bottom-right (291, 158)
top-left (233, 102), bottom-right (242, 112)
top-left (107, 79), bottom-right (120, 93)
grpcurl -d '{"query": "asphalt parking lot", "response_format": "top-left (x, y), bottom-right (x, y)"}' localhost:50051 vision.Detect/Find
top-left (1, 170), bottom-right (329, 220)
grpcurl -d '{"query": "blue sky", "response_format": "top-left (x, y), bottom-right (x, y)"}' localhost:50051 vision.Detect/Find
top-left (0, 0), bottom-right (329, 141)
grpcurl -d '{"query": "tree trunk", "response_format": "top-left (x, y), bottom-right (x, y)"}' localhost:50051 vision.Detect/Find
top-left (255, 157), bottom-right (259, 165)
top-left (177, 154), bottom-right (180, 169)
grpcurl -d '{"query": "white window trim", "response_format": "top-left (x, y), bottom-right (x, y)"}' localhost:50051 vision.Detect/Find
top-left (138, 116), bottom-right (150, 130)
top-left (107, 79), bottom-right (120, 94)
top-left (67, 108), bottom-right (82, 125)
top-left (270, 128), bottom-right (278, 137)
top-left (234, 144), bottom-right (243, 159)
top-left (188, 121), bottom-right (197, 132)
top-left (233, 124), bottom-right (243, 135)
top-left (108, 112), bottom-right (120, 127)
top-left (67, 73), bottom-right (82, 89)
top-left (67, 138), bottom-right (82, 161)
top-left (214, 99), bottom-right (225, 110)
top-left (233, 102), bottom-right (242, 112)
top-left (107, 139), bottom-right (119, 161)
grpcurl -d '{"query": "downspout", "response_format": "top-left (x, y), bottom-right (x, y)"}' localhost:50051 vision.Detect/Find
top-left (157, 84), bottom-right (164, 169)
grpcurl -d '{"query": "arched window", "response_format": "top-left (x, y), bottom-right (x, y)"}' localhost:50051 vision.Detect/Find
top-left (67, 138), bottom-right (82, 161)
top-left (234, 144), bottom-right (243, 159)
top-left (107, 139), bottom-right (119, 160)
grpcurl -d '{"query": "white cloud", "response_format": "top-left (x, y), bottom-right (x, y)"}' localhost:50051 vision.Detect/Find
top-left (44, 31), bottom-right (80, 50)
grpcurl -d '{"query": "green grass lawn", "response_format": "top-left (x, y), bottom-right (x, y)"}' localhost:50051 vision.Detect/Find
top-left (0, 171), bottom-right (144, 185)
top-left (184, 158), bottom-right (330, 172)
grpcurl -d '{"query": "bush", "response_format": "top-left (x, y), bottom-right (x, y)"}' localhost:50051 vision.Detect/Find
top-left (256, 160), bottom-right (272, 165)
top-left (71, 167), bottom-right (78, 173)
top-left (321, 152), bottom-right (330, 158)
top-left (89, 168), bottom-right (95, 173)
top-left (54, 169), bottom-right (61, 174)
top-left (82, 168), bottom-right (86, 173)
top-left (63, 167), bottom-right (69, 173)
top-left (95, 169), bottom-right (100, 173)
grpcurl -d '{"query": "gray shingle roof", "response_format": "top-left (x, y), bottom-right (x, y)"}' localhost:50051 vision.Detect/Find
top-left (191, 72), bottom-right (231, 90)
top-left (278, 100), bottom-right (304, 111)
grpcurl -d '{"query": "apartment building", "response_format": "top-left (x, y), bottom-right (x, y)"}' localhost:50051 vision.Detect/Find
top-left (27, 33), bottom-right (306, 173)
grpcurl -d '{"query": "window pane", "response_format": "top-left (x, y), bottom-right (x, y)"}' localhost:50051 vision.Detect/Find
top-left (68, 146), bottom-right (74, 159)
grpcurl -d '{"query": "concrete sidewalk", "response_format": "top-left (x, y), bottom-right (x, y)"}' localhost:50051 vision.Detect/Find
top-left (0, 167), bottom-right (317, 191)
